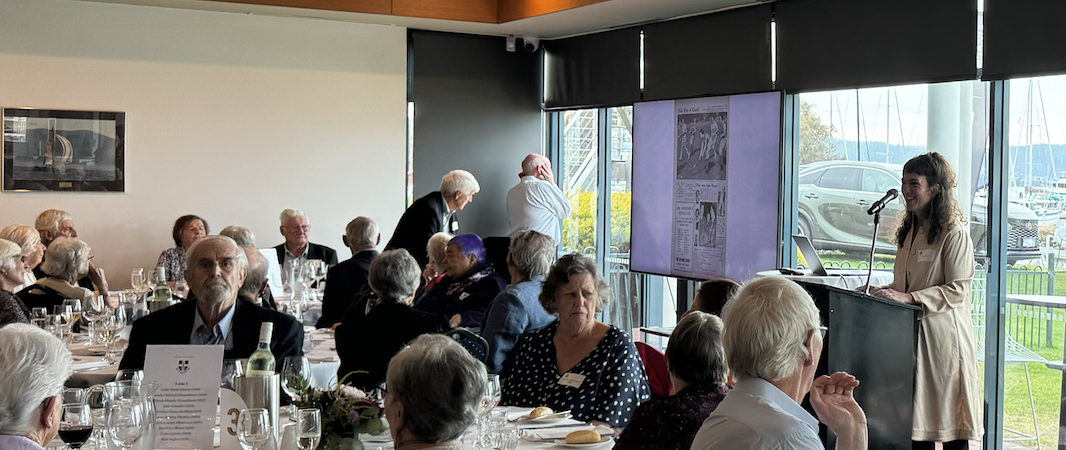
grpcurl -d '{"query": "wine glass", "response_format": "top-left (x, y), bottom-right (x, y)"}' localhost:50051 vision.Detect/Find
top-left (108, 400), bottom-right (146, 450)
top-left (145, 269), bottom-right (158, 290)
top-left (308, 260), bottom-right (327, 291)
top-left (130, 268), bottom-right (145, 291)
top-left (86, 386), bottom-right (108, 449)
top-left (237, 408), bottom-right (272, 450)
top-left (221, 359), bottom-right (244, 390)
top-left (60, 404), bottom-right (94, 449)
top-left (62, 388), bottom-right (87, 405)
top-left (281, 356), bottom-right (311, 416)
top-left (102, 308), bottom-right (127, 363)
top-left (484, 374), bottom-right (501, 416)
top-left (295, 408), bottom-right (321, 450)
top-left (54, 305), bottom-right (73, 342)
top-left (83, 295), bottom-right (110, 346)
top-left (30, 307), bottom-right (48, 329)
top-left (115, 369), bottom-right (144, 383)
top-left (64, 299), bottom-right (83, 336)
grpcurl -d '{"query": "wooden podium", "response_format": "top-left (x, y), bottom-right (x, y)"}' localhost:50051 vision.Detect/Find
top-left (796, 281), bottom-right (921, 449)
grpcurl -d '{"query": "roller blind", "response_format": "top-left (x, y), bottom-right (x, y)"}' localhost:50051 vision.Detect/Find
top-left (543, 26), bottom-right (641, 110)
top-left (776, 0), bottom-right (977, 92)
top-left (983, 0), bottom-right (1066, 80)
top-left (642, 5), bottom-right (773, 101)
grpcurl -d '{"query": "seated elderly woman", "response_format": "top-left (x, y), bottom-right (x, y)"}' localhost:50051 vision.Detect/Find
top-left (480, 230), bottom-right (556, 375)
top-left (385, 334), bottom-right (487, 450)
top-left (691, 276), bottom-right (868, 450)
top-left (615, 312), bottom-right (729, 450)
top-left (0, 225), bottom-right (45, 292)
top-left (414, 234), bottom-right (506, 328)
top-left (420, 232), bottom-right (453, 294)
top-left (501, 254), bottom-right (650, 428)
top-left (158, 214), bottom-right (209, 282)
top-left (0, 239), bottom-right (31, 326)
top-left (18, 237), bottom-right (97, 311)
top-left (0, 323), bottom-right (72, 449)
top-left (683, 278), bottom-right (740, 317)
top-left (335, 249), bottom-right (450, 391)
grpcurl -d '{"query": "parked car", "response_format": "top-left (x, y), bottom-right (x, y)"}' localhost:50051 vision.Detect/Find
top-left (797, 160), bottom-right (1041, 265)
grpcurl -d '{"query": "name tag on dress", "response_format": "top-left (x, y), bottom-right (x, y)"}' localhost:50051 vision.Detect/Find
top-left (917, 249), bottom-right (936, 262)
top-left (559, 372), bottom-right (586, 388)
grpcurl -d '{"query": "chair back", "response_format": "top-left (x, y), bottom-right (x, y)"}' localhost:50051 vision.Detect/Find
top-left (635, 341), bottom-right (673, 397)
top-left (449, 327), bottom-right (490, 363)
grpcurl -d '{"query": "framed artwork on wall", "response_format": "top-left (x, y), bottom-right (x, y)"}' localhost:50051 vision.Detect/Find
top-left (3, 108), bottom-right (125, 192)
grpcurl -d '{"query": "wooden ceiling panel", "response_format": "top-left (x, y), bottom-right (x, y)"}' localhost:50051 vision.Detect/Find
top-left (393, 0), bottom-right (497, 23)
top-left (498, 0), bottom-right (611, 23)
top-left (203, 0), bottom-right (391, 15)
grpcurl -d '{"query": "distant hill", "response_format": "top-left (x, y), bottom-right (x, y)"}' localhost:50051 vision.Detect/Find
top-left (832, 139), bottom-right (1066, 186)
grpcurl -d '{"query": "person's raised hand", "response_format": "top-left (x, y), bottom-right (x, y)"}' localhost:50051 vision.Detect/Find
top-left (810, 372), bottom-right (867, 450)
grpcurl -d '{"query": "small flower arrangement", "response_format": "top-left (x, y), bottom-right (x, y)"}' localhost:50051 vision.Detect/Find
top-left (290, 373), bottom-right (386, 449)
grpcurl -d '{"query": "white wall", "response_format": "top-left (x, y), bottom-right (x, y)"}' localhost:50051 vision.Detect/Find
top-left (0, 0), bottom-right (408, 288)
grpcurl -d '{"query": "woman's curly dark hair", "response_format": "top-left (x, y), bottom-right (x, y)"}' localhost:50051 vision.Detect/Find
top-left (895, 152), bottom-right (963, 246)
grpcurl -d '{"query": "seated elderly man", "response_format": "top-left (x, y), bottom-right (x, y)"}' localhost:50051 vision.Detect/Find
top-left (385, 334), bottom-right (487, 450)
top-left (317, 216), bottom-right (380, 329)
top-left (120, 236), bottom-right (304, 371)
top-left (274, 209), bottom-right (338, 287)
top-left (387, 170), bottom-right (479, 267)
top-left (0, 323), bottom-right (72, 450)
top-left (335, 249), bottom-right (448, 391)
top-left (414, 234), bottom-right (506, 328)
top-left (690, 276), bottom-right (868, 450)
top-left (33, 209), bottom-right (107, 297)
top-left (480, 230), bottom-right (556, 374)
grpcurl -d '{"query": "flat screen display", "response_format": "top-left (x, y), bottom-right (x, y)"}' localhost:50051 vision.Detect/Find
top-left (631, 91), bottom-right (782, 281)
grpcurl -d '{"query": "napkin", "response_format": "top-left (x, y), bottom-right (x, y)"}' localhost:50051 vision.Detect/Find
top-left (71, 359), bottom-right (112, 372)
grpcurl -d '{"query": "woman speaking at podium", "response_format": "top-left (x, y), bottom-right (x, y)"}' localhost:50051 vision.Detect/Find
top-left (867, 152), bottom-right (981, 450)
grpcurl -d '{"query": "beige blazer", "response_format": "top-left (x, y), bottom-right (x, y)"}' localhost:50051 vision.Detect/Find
top-left (888, 219), bottom-right (982, 442)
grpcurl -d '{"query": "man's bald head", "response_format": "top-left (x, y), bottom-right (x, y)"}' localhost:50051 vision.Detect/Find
top-left (521, 154), bottom-right (551, 177)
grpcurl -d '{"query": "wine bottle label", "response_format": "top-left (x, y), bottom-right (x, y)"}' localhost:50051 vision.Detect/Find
top-left (245, 369), bottom-right (274, 377)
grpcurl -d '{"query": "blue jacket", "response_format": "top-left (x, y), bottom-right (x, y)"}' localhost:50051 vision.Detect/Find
top-left (480, 275), bottom-right (554, 375)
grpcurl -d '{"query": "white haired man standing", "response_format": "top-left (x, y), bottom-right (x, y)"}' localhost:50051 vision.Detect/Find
top-left (691, 276), bottom-right (868, 450)
top-left (386, 170), bottom-right (479, 267)
top-left (316, 216), bottom-right (380, 328)
top-left (506, 154), bottom-right (571, 245)
top-left (0, 323), bottom-right (72, 449)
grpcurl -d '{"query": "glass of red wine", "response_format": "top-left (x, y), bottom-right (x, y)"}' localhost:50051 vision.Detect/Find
top-left (59, 404), bottom-right (94, 449)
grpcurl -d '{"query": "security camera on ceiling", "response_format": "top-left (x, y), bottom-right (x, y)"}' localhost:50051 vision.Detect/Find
top-left (522, 37), bottom-right (540, 52)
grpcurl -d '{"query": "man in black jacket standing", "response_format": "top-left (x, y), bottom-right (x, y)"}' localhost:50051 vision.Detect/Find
top-left (316, 216), bottom-right (380, 328)
top-left (386, 170), bottom-right (479, 267)
top-left (119, 235), bottom-right (303, 371)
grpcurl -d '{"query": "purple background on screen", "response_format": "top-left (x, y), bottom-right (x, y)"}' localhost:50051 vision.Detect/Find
top-left (631, 100), bottom-right (675, 277)
top-left (631, 92), bottom-right (781, 281)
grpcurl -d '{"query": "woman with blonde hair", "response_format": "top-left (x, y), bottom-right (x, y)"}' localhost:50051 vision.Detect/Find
top-left (0, 238), bottom-right (31, 326)
top-left (0, 225), bottom-right (45, 292)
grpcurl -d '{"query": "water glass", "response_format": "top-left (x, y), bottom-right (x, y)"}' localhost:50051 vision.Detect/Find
top-left (295, 408), bottom-right (321, 450)
top-left (238, 408), bottom-right (272, 450)
top-left (492, 425), bottom-right (520, 450)
top-left (108, 400), bottom-right (146, 450)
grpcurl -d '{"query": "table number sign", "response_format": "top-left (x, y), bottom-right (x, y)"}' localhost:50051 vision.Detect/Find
top-left (219, 388), bottom-right (249, 450)
top-left (144, 345), bottom-right (224, 449)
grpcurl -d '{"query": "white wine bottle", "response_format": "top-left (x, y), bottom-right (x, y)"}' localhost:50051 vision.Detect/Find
top-left (245, 322), bottom-right (276, 376)
top-left (152, 266), bottom-right (173, 304)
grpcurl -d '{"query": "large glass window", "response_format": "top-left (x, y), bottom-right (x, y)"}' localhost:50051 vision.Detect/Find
top-left (560, 109), bottom-right (599, 258)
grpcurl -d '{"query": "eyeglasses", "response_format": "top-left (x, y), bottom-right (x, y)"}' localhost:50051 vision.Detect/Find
top-left (284, 225), bottom-right (311, 232)
top-left (817, 326), bottom-right (828, 339)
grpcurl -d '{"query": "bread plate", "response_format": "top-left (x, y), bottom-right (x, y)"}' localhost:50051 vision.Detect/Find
top-left (552, 436), bottom-right (613, 448)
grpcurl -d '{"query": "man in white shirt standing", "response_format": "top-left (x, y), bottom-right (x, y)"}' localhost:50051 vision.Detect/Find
top-left (691, 276), bottom-right (868, 450)
top-left (506, 154), bottom-right (571, 246)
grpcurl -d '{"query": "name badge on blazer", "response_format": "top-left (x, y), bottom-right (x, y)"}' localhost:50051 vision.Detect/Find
top-left (459, 292), bottom-right (471, 300)
top-left (450, 220), bottom-right (460, 233)
top-left (917, 249), bottom-right (936, 262)
top-left (558, 372), bottom-right (586, 388)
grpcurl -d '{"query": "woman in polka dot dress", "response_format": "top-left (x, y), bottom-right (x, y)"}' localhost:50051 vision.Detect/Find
top-left (501, 254), bottom-right (650, 429)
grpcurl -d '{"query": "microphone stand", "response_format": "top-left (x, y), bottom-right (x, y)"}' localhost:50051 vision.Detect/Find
top-left (865, 207), bottom-right (883, 296)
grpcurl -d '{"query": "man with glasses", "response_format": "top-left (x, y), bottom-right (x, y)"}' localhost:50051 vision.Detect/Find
top-left (274, 209), bottom-right (338, 286)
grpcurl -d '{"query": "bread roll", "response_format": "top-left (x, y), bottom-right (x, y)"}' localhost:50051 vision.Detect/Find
top-left (565, 430), bottom-right (601, 444)
top-left (529, 406), bottom-right (553, 418)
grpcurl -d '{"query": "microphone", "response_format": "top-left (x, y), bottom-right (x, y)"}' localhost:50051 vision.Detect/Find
top-left (866, 189), bottom-right (899, 215)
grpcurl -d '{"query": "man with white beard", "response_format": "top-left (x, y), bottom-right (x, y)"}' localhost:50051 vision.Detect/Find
top-left (119, 236), bottom-right (303, 371)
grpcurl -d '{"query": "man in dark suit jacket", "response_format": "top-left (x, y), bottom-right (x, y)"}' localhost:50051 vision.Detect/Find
top-left (386, 170), bottom-right (480, 267)
top-left (274, 209), bottom-right (338, 286)
top-left (316, 216), bottom-right (380, 329)
top-left (119, 235), bottom-right (304, 371)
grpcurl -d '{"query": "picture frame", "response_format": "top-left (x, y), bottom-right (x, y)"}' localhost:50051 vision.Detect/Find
top-left (3, 108), bottom-right (125, 192)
